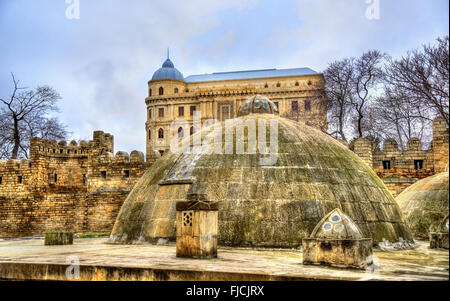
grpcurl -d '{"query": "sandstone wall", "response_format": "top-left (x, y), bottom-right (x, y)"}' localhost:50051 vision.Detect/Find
top-left (0, 191), bottom-right (129, 238)
top-left (0, 131), bottom-right (151, 238)
top-left (352, 117), bottom-right (449, 196)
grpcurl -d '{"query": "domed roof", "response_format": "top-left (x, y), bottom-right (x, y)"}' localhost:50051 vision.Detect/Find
top-left (396, 172), bottom-right (449, 239)
top-left (310, 208), bottom-right (364, 240)
top-left (237, 95), bottom-right (279, 117)
top-left (110, 109), bottom-right (413, 247)
top-left (151, 58), bottom-right (184, 82)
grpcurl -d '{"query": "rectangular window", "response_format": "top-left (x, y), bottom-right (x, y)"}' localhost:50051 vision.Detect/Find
top-left (178, 106), bottom-right (184, 117)
top-left (291, 101), bottom-right (299, 112)
top-left (158, 108), bottom-right (164, 118)
top-left (304, 99), bottom-right (311, 111)
top-left (54, 174), bottom-right (58, 183)
top-left (18, 176), bottom-right (23, 184)
top-left (274, 102), bottom-right (279, 110)
top-left (382, 160), bottom-right (391, 170)
top-left (0, 176), bottom-right (2, 185)
top-left (83, 174), bottom-right (88, 186)
top-left (148, 108), bottom-right (152, 119)
top-left (124, 170), bottom-right (130, 178)
top-left (101, 171), bottom-right (107, 179)
top-left (60, 149), bottom-right (64, 154)
top-left (190, 106), bottom-right (196, 116)
top-left (414, 160), bottom-right (424, 170)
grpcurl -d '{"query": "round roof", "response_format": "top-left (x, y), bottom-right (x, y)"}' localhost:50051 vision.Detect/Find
top-left (110, 113), bottom-right (413, 247)
top-left (151, 58), bottom-right (184, 82)
top-left (237, 95), bottom-right (279, 116)
top-left (396, 172), bottom-right (449, 239)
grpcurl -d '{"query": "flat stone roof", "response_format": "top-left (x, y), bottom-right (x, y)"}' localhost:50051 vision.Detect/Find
top-left (0, 238), bottom-right (448, 281)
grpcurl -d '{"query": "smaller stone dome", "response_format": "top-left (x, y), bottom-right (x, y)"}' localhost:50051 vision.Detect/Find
top-left (151, 58), bottom-right (185, 82)
top-left (310, 208), bottom-right (364, 240)
top-left (237, 95), bottom-right (279, 117)
top-left (396, 172), bottom-right (449, 239)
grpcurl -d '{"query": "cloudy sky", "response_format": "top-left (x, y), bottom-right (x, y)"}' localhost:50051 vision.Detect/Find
top-left (0, 0), bottom-right (448, 154)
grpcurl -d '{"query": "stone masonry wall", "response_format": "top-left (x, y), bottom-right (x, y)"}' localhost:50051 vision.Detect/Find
top-left (353, 117), bottom-right (449, 196)
top-left (0, 131), bottom-right (152, 238)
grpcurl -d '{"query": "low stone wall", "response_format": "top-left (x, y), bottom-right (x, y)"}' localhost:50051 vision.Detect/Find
top-left (0, 190), bottom-right (129, 238)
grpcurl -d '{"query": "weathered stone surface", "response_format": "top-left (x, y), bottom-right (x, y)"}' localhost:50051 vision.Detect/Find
top-left (396, 172), bottom-right (449, 239)
top-left (44, 232), bottom-right (73, 245)
top-left (0, 131), bottom-right (151, 238)
top-left (430, 214), bottom-right (449, 249)
top-left (303, 238), bottom-right (373, 269)
top-left (176, 200), bottom-right (219, 259)
top-left (302, 208), bottom-right (373, 269)
top-left (352, 117), bottom-right (449, 197)
top-left (0, 238), bottom-right (447, 281)
top-left (110, 112), bottom-right (413, 247)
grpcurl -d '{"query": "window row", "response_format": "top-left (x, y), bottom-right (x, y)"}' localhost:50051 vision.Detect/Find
top-left (264, 81), bottom-right (313, 88)
top-left (38, 147), bottom-right (87, 155)
top-left (149, 127), bottom-right (196, 141)
top-left (149, 87), bottom-right (182, 97)
top-left (150, 81), bottom-right (313, 97)
top-left (382, 160), bottom-right (424, 170)
top-left (0, 175), bottom-right (23, 184)
top-left (148, 106), bottom-right (197, 119)
top-left (290, 100), bottom-right (311, 112)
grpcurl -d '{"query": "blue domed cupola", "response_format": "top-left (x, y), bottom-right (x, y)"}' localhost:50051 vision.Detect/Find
top-left (151, 51), bottom-right (185, 82)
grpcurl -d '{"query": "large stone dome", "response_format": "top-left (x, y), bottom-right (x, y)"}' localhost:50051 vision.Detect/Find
top-left (110, 103), bottom-right (413, 247)
top-left (396, 172), bottom-right (449, 239)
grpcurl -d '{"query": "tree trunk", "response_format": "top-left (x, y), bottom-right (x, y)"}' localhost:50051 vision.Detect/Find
top-left (11, 116), bottom-right (20, 159)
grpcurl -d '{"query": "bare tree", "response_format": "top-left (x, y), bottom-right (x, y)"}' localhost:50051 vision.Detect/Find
top-left (366, 86), bottom-right (433, 150)
top-left (0, 73), bottom-right (68, 160)
top-left (324, 58), bottom-right (354, 142)
top-left (350, 50), bottom-right (386, 138)
top-left (384, 36), bottom-right (449, 128)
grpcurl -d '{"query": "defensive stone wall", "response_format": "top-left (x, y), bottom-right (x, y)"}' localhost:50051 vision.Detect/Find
top-left (352, 117), bottom-right (449, 197)
top-left (0, 131), bottom-right (153, 238)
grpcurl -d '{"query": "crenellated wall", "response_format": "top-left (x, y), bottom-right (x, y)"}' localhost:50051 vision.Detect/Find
top-left (0, 131), bottom-right (154, 238)
top-left (352, 118), bottom-right (449, 197)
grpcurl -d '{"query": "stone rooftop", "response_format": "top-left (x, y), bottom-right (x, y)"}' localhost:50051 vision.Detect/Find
top-left (0, 238), bottom-right (448, 281)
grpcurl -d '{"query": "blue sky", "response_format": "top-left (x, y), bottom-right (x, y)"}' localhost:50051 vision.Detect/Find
top-left (0, 0), bottom-right (448, 154)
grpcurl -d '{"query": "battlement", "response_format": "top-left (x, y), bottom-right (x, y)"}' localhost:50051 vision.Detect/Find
top-left (30, 131), bottom-right (114, 159)
top-left (352, 117), bottom-right (449, 195)
top-left (1, 131), bottom-right (152, 197)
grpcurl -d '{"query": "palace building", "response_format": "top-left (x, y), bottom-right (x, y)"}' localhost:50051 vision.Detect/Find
top-left (145, 55), bottom-right (328, 158)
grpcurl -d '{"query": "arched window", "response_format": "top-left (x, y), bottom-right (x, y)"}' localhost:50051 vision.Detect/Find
top-left (264, 83), bottom-right (268, 88)
top-left (159, 86), bottom-right (164, 95)
top-left (174, 88), bottom-right (179, 94)
top-left (148, 130), bottom-right (151, 141)
top-left (276, 82), bottom-right (281, 87)
top-left (295, 82), bottom-right (299, 87)
top-left (190, 126), bottom-right (194, 136)
top-left (158, 128), bottom-right (164, 139)
top-left (178, 127), bottom-right (184, 139)
top-left (149, 89), bottom-right (152, 96)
